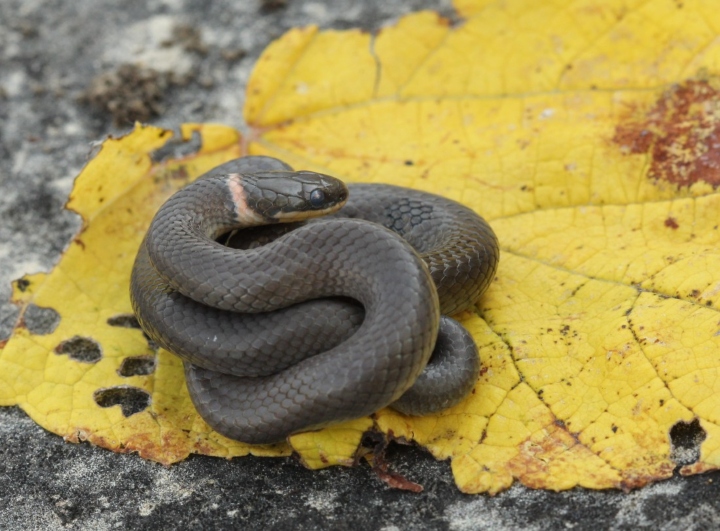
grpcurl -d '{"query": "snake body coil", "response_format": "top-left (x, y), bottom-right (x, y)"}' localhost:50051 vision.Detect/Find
top-left (131, 156), bottom-right (499, 444)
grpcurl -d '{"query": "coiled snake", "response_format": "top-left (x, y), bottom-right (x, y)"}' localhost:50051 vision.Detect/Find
top-left (130, 156), bottom-right (499, 444)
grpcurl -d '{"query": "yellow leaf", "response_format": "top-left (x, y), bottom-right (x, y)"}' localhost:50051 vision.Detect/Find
top-left (10, 273), bottom-right (48, 304)
top-left (4, 0), bottom-right (720, 494)
top-left (244, 0), bottom-right (720, 493)
top-left (290, 418), bottom-right (374, 469)
top-left (0, 123), bottom-right (290, 464)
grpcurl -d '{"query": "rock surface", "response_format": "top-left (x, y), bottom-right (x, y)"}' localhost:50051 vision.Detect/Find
top-left (1, 0), bottom-right (720, 528)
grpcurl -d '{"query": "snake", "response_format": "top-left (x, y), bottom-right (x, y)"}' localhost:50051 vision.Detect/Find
top-left (130, 156), bottom-right (499, 444)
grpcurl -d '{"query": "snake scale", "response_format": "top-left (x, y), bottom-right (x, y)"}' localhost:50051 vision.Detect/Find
top-left (130, 156), bottom-right (499, 444)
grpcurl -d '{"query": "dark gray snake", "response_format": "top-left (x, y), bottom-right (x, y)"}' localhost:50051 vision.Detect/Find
top-left (130, 156), bottom-right (499, 444)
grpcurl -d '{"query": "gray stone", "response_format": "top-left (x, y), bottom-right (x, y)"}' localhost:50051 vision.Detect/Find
top-left (1, 0), bottom-right (720, 528)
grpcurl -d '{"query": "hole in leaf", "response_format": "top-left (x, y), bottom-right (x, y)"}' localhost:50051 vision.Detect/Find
top-left (669, 418), bottom-right (706, 466)
top-left (361, 430), bottom-right (387, 454)
top-left (55, 336), bottom-right (102, 363)
top-left (93, 386), bottom-right (151, 417)
top-left (107, 313), bottom-right (158, 350)
top-left (150, 129), bottom-right (202, 162)
top-left (107, 314), bottom-right (141, 329)
top-left (118, 356), bottom-right (156, 377)
top-left (142, 332), bottom-right (160, 352)
top-left (24, 304), bottom-right (60, 335)
top-left (15, 278), bottom-right (31, 292)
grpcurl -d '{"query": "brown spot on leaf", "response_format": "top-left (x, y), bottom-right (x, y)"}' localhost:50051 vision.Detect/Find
top-left (507, 424), bottom-right (603, 490)
top-left (680, 461), bottom-right (718, 476)
top-left (664, 217), bottom-right (679, 229)
top-left (614, 79), bottom-right (720, 188)
top-left (619, 463), bottom-right (674, 492)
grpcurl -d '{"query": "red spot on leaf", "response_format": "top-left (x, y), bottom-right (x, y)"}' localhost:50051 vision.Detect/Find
top-left (664, 217), bottom-right (679, 229)
top-left (614, 79), bottom-right (720, 188)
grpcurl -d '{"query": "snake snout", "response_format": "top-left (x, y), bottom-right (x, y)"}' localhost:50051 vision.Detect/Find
top-left (241, 170), bottom-right (348, 221)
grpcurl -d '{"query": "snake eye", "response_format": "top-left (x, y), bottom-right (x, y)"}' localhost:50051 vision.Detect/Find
top-left (309, 188), bottom-right (326, 208)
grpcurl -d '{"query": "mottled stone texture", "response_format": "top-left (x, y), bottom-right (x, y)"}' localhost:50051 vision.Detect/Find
top-left (2, 0), bottom-right (720, 528)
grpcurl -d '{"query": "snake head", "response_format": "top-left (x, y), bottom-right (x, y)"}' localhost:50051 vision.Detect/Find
top-left (239, 170), bottom-right (349, 222)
